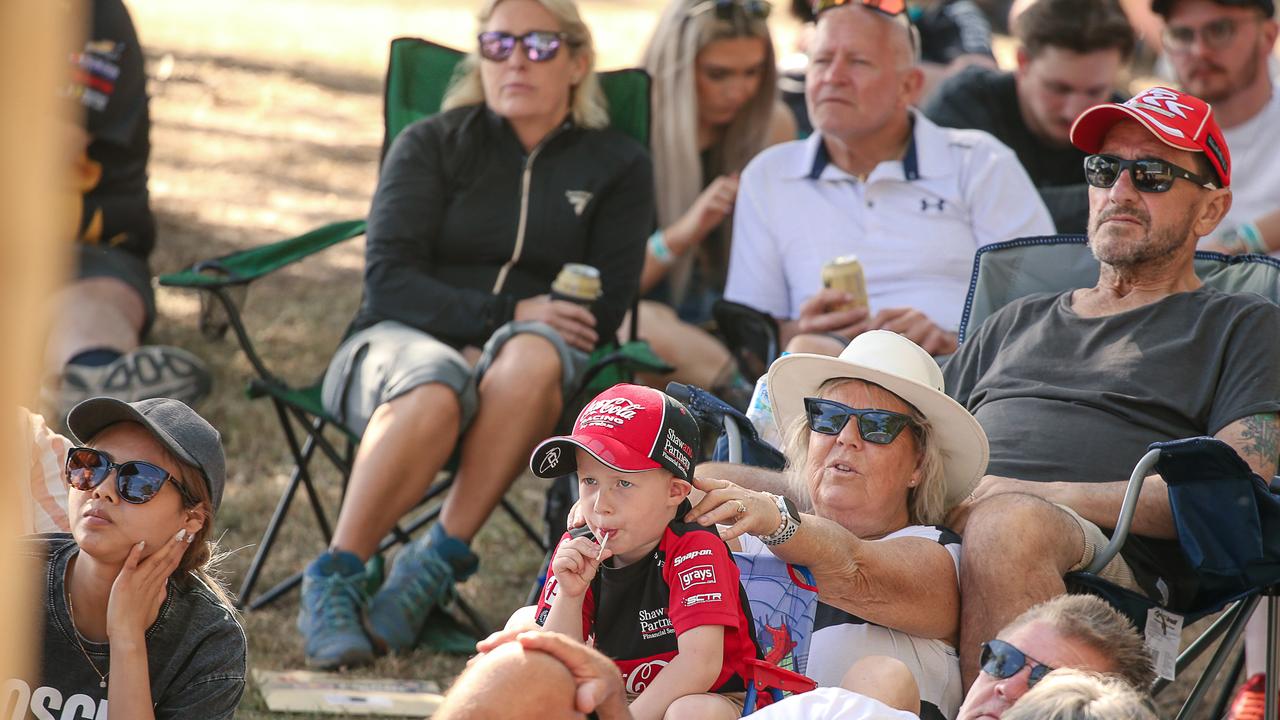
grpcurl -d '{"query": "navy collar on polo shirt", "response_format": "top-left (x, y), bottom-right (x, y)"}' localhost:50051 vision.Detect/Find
top-left (804, 113), bottom-right (921, 181)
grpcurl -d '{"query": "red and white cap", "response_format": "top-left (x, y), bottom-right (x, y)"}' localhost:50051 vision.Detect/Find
top-left (529, 383), bottom-right (699, 482)
top-left (1069, 86), bottom-right (1230, 188)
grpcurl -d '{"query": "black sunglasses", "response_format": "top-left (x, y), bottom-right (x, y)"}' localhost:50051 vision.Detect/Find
top-left (1083, 154), bottom-right (1218, 193)
top-left (478, 30), bottom-right (570, 63)
top-left (66, 447), bottom-right (194, 506)
top-left (692, 0), bottom-right (774, 20)
top-left (981, 639), bottom-right (1055, 689)
top-left (803, 397), bottom-right (917, 445)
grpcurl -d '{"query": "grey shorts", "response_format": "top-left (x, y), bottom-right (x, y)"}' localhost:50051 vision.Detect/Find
top-left (76, 244), bottom-right (156, 336)
top-left (1058, 503), bottom-right (1140, 591)
top-left (321, 319), bottom-right (590, 437)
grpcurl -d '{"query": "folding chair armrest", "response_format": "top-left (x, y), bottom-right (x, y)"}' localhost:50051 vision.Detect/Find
top-left (744, 659), bottom-right (817, 694)
top-left (158, 219), bottom-right (367, 289)
top-left (1087, 447), bottom-right (1163, 573)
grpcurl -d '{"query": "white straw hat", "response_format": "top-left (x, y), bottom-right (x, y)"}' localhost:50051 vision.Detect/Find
top-left (767, 330), bottom-right (989, 508)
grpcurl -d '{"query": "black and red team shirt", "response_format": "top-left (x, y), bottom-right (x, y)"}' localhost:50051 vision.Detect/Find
top-left (536, 506), bottom-right (760, 696)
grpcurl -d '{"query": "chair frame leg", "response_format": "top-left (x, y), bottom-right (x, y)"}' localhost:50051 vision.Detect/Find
top-left (1174, 596), bottom-right (1258, 719)
top-left (1266, 591), bottom-right (1278, 720)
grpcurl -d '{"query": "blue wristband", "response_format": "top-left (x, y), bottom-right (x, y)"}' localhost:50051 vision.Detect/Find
top-left (1238, 223), bottom-right (1267, 254)
top-left (648, 230), bottom-right (674, 264)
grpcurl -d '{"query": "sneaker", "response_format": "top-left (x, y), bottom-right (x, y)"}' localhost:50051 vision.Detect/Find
top-left (298, 550), bottom-right (375, 669)
top-left (54, 345), bottom-right (212, 422)
top-left (1227, 673), bottom-right (1270, 720)
top-left (368, 529), bottom-right (478, 652)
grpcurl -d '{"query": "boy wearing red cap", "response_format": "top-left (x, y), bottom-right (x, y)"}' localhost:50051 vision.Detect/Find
top-left (530, 384), bottom-right (759, 720)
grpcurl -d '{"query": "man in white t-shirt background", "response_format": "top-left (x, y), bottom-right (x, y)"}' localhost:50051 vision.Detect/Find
top-left (1155, 0), bottom-right (1280, 256)
top-left (724, 0), bottom-right (1053, 359)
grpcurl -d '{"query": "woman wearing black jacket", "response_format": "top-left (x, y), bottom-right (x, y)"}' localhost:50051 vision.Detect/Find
top-left (297, 0), bottom-right (654, 669)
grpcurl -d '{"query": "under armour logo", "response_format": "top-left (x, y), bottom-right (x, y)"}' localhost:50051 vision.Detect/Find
top-left (565, 190), bottom-right (593, 217)
top-left (539, 447), bottom-right (562, 475)
top-left (1125, 87), bottom-right (1194, 139)
top-left (921, 198), bottom-right (946, 212)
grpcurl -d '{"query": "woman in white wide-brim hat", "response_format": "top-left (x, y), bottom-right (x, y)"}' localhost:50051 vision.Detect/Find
top-left (685, 330), bottom-right (988, 720)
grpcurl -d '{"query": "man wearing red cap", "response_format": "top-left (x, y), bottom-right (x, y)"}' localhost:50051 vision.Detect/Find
top-left (942, 86), bottom-right (1280, 685)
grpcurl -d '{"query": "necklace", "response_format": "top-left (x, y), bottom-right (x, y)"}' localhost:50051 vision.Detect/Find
top-left (65, 589), bottom-right (109, 689)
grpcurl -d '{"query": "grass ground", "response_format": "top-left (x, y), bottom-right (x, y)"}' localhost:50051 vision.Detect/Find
top-left (123, 1), bottom-right (1237, 716)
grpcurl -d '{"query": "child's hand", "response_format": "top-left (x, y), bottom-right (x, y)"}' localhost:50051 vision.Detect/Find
top-left (551, 536), bottom-right (612, 598)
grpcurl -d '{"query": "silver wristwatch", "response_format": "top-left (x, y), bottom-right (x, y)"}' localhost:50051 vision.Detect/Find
top-left (760, 493), bottom-right (801, 546)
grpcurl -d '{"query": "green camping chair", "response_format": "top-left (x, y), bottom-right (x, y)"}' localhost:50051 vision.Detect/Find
top-left (159, 37), bottom-right (664, 623)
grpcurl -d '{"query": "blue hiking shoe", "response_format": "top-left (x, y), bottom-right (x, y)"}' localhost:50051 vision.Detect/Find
top-left (298, 550), bottom-right (375, 669)
top-left (368, 526), bottom-right (479, 652)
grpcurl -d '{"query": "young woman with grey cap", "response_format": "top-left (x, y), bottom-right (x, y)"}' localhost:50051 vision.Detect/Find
top-left (8, 397), bottom-right (245, 719)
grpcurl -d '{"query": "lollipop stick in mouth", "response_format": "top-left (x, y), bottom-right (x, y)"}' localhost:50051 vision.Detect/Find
top-left (596, 531), bottom-right (610, 561)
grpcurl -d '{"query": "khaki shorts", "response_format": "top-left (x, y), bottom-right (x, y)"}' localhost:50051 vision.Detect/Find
top-left (322, 319), bottom-right (588, 437)
top-left (1057, 503), bottom-right (1141, 591)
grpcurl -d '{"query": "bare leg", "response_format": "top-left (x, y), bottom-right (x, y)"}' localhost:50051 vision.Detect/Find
top-left (45, 277), bottom-right (144, 369)
top-left (783, 333), bottom-right (845, 357)
top-left (629, 301), bottom-right (733, 390)
top-left (437, 642), bottom-right (579, 720)
top-left (663, 693), bottom-right (742, 720)
top-left (439, 333), bottom-right (563, 542)
top-left (959, 493), bottom-right (1085, 688)
top-left (840, 655), bottom-right (921, 715)
top-left (329, 382), bottom-right (462, 559)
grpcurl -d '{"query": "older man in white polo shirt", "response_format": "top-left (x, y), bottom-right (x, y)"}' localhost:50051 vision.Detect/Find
top-left (725, 0), bottom-right (1053, 357)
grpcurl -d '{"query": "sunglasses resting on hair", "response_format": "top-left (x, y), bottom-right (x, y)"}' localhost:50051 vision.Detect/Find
top-left (804, 397), bottom-right (918, 444)
top-left (478, 30), bottom-right (569, 63)
top-left (981, 639), bottom-right (1056, 689)
top-left (1083, 154), bottom-right (1219, 193)
top-left (813, 0), bottom-right (907, 16)
top-left (66, 446), bottom-right (194, 505)
top-left (691, 0), bottom-right (773, 19)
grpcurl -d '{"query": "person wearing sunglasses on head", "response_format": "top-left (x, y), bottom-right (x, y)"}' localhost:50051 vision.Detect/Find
top-left (296, 0), bottom-right (654, 669)
top-left (628, 0), bottom-right (796, 411)
top-left (724, 0), bottom-right (1053, 362)
top-left (941, 86), bottom-right (1280, 688)
top-left (676, 329), bottom-right (989, 719)
top-left (1153, 0), bottom-right (1280, 259)
top-left (8, 397), bottom-right (244, 719)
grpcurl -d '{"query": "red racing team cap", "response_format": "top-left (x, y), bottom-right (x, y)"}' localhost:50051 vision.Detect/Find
top-left (1069, 86), bottom-right (1231, 188)
top-left (530, 383), bottom-right (700, 482)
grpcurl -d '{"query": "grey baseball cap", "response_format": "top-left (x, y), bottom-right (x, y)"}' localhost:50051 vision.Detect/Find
top-left (66, 397), bottom-right (226, 511)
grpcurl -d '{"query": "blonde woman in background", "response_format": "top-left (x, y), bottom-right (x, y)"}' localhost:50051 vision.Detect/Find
top-left (631, 0), bottom-right (796, 408)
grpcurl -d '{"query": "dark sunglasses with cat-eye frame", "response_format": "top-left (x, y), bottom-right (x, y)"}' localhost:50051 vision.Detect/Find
top-left (804, 397), bottom-right (918, 445)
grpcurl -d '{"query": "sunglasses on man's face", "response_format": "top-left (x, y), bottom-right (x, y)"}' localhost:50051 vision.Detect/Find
top-left (980, 639), bottom-right (1055, 689)
top-left (692, 0), bottom-right (773, 20)
top-left (803, 397), bottom-right (917, 445)
top-left (813, 0), bottom-right (906, 17)
top-left (478, 30), bottom-right (569, 63)
top-left (1083, 154), bottom-right (1218, 193)
top-left (66, 447), bottom-right (192, 506)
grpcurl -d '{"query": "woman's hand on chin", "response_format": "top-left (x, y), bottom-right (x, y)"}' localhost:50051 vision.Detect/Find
top-left (106, 528), bottom-right (191, 647)
top-left (684, 476), bottom-right (782, 542)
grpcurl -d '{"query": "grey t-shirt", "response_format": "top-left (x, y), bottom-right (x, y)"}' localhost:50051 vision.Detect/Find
top-left (944, 287), bottom-right (1280, 602)
top-left (9, 534), bottom-right (246, 719)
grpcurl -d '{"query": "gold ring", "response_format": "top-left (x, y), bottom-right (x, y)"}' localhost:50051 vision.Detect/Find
top-left (734, 500), bottom-right (747, 516)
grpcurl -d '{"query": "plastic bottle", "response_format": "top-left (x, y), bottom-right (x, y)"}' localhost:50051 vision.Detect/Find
top-left (744, 352), bottom-right (788, 449)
